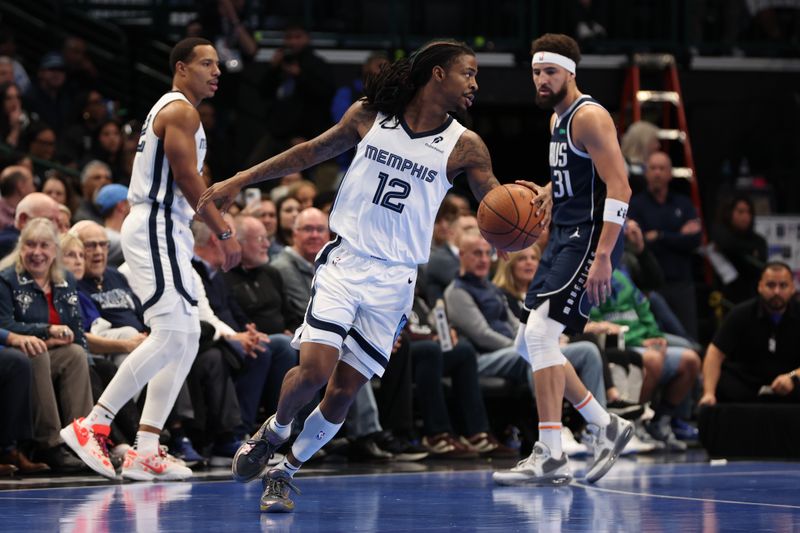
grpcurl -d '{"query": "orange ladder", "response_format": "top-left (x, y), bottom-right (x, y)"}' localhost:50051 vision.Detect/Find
top-left (618, 53), bottom-right (704, 225)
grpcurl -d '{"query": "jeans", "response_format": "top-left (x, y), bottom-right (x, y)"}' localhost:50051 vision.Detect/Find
top-left (234, 334), bottom-right (297, 434)
top-left (412, 339), bottom-right (489, 437)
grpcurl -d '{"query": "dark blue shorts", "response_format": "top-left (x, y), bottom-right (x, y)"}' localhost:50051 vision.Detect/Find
top-left (524, 222), bottom-right (623, 334)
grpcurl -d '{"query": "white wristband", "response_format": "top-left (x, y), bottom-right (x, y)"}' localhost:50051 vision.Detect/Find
top-left (603, 198), bottom-right (628, 226)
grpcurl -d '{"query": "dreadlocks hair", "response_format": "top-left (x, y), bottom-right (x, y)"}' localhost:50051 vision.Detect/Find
top-left (530, 33), bottom-right (581, 66)
top-left (363, 39), bottom-right (475, 121)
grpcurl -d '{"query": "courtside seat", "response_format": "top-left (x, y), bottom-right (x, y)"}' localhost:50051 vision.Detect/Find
top-left (698, 403), bottom-right (800, 458)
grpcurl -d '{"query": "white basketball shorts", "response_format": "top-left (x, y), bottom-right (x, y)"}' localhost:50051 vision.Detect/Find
top-left (291, 236), bottom-right (415, 379)
top-left (121, 203), bottom-right (199, 332)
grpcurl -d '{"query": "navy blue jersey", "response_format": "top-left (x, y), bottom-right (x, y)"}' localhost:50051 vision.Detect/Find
top-left (548, 95), bottom-right (606, 227)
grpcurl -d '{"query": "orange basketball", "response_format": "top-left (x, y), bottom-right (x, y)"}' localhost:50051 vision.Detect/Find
top-left (477, 184), bottom-right (543, 252)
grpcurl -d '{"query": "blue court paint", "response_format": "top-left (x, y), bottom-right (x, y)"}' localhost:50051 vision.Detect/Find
top-left (1, 459), bottom-right (799, 532)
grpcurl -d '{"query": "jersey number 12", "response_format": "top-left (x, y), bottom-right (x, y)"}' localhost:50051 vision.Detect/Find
top-left (372, 172), bottom-right (410, 213)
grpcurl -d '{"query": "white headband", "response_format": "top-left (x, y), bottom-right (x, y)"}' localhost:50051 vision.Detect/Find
top-left (531, 51), bottom-right (576, 74)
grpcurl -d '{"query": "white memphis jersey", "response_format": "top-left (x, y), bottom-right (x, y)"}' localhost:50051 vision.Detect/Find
top-left (129, 91), bottom-right (206, 222)
top-left (329, 112), bottom-right (465, 265)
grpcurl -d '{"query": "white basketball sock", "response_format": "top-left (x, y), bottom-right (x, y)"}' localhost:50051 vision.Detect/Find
top-left (539, 422), bottom-right (563, 458)
top-left (290, 406), bottom-right (343, 464)
top-left (85, 405), bottom-right (115, 427)
top-left (268, 417), bottom-right (292, 441)
top-left (574, 392), bottom-right (611, 427)
top-left (134, 430), bottom-right (160, 455)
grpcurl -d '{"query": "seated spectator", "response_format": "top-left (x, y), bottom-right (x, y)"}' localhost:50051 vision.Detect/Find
top-left (93, 183), bottom-right (128, 268)
top-left (711, 194), bottom-right (768, 305)
top-left (240, 194), bottom-right (281, 258)
top-left (700, 262), bottom-right (800, 405)
top-left (21, 122), bottom-right (58, 185)
top-left (590, 269), bottom-right (701, 450)
top-left (620, 120), bottom-right (660, 195)
top-left (0, 191), bottom-right (61, 259)
top-left (270, 208), bottom-right (329, 328)
top-left (0, 81), bottom-right (28, 149)
top-left (407, 292), bottom-right (515, 458)
top-left (224, 214), bottom-right (302, 334)
top-left (73, 160), bottom-right (111, 224)
top-left (0, 217), bottom-right (91, 472)
top-left (273, 194), bottom-right (300, 248)
top-left (41, 173), bottom-right (78, 216)
top-left (25, 52), bottom-right (76, 135)
top-left (445, 233), bottom-right (607, 410)
top-left (60, 230), bottom-right (146, 360)
top-left (192, 219), bottom-right (298, 440)
top-left (426, 213), bottom-right (478, 307)
top-left (286, 179), bottom-right (317, 210)
top-left (492, 244), bottom-right (542, 320)
top-left (83, 119), bottom-right (126, 184)
top-left (0, 164), bottom-right (35, 230)
top-left (0, 330), bottom-right (51, 474)
top-left (60, 89), bottom-right (110, 164)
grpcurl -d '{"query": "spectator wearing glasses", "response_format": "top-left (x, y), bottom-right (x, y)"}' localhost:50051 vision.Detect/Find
top-left (224, 215), bottom-right (301, 335)
top-left (270, 207), bottom-right (329, 324)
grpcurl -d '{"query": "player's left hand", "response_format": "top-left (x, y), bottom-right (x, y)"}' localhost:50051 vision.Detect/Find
top-left (585, 254), bottom-right (613, 305)
top-left (514, 180), bottom-right (553, 229)
top-left (771, 373), bottom-right (795, 396)
top-left (198, 174), bottom-right (246, 215)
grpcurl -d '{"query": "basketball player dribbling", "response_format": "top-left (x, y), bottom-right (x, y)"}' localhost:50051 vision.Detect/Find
top-left (60, 38), bottom-right (241, 481)
top-left (493, 33), bottom-right (634, 487)
top-left (198, 40), bottom-right (545, 513)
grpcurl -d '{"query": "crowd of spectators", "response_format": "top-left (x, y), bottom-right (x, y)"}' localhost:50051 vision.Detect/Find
top-left (0, 14), bottom-right (797, 478)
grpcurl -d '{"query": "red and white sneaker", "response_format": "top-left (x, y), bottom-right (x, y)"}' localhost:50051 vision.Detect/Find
top-left (60, 418), bottom-right (117, 479)
top-left (121, 447), bottom-right (193, 481)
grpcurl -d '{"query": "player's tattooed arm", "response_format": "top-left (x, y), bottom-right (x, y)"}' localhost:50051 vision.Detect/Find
top-left (199, 102), bottom-right (373, 214)
top-left (449, 131), bottom-right (501, 201)
top-left (245, 102), bottom-right (372, 185)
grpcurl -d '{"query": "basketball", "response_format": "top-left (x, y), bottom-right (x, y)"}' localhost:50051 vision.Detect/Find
top-left (477, 184), bottom-right (544, 251)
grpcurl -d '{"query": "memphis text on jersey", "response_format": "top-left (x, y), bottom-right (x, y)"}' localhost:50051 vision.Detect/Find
top-left (364, 144), bottom-right (439, 183)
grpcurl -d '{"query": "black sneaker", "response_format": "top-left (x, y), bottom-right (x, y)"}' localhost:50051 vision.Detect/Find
top-left (374, 432), bottom-right (429, 461)
top-left (38, 444), bottom-right (86, 474)
top-left (607, 399), bottom-right (645, 421)
top-left (347, 435), bottom-right (393, 462)
top-left (260, 468), bottom-right (301, 513)
top-left (232, 415), bottom-right (288, 482)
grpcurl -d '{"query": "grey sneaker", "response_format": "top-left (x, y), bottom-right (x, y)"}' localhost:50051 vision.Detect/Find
top-left (645, 416), bottom-right (688, 452)
top-left (233, 415), bottom-right (288, 483)
top-left (260, 468), bottom-right (301, 513)
top-left (492, 442), bottom-right (572, 486)
top-left (584, 413), bottom-right (634, 483)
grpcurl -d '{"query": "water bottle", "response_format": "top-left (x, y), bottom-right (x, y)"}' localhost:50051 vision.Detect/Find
top-left (433, 299), bottom-right (453, 352)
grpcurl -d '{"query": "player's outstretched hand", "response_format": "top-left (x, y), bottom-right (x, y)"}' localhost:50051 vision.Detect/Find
top-left (198, 174), bottom-right (245, 215)
top-left (514, 180), bottom-right (553, 228)
top-left (219, 235), bottom-right (242, 272)
top-left (585, 254), bottom-right (612, 305)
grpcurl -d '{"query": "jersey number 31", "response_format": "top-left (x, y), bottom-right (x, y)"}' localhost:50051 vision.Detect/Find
top-left (373, 172), bottom-right (410, 213)
top-left (552, 169), bottom-right (574, 199)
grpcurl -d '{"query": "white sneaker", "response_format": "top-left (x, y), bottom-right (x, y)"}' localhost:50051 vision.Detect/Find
top-left (59, 418), bottom-right (117, 480)
top-left (584, 413), bottom-right (633, 483)
top-left (492, 442), bottom-right (573, 486)
top-left (561, 427), bottom-right (590, 457)
top-left (620, 433), bottom-right (657, 455)
top-left (121, 447), bottom-right (193, 481)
